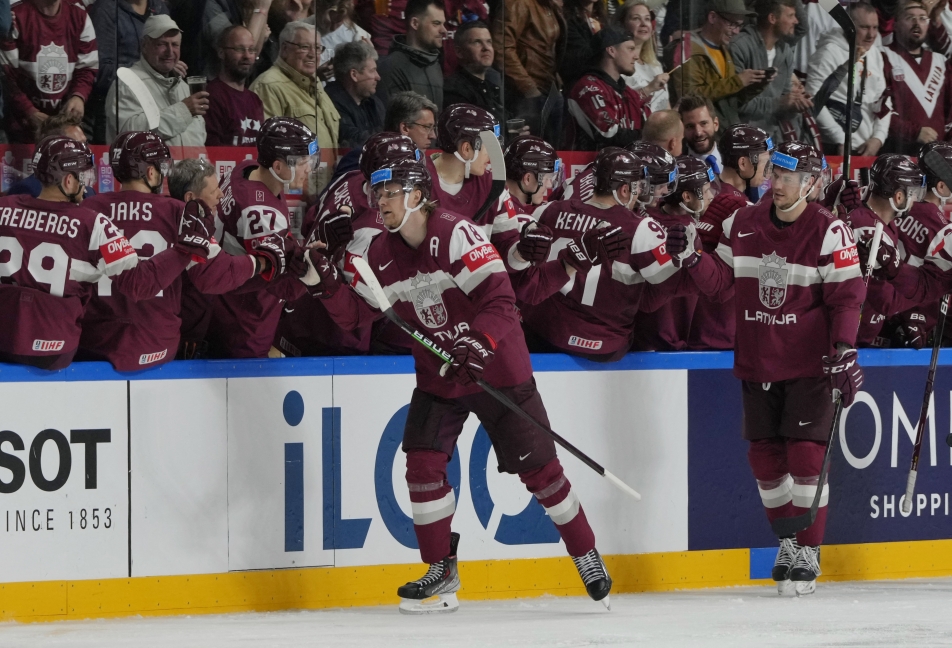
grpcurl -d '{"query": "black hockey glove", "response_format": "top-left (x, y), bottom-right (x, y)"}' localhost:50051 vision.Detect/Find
top-left (558, 222), bottom-right (630, 272)
top-left (441, 332), bottom-right (496, 386)
top-left (299, 247), bottom-right (342, 297)
top-left (250, 233), bottom-right (297, 281)
top-left (857, 233), bottom-right (901, 280)
top-left (666, 223), bottom-right (701, 268)
top-left (177, 199), bottom-right (216, 262)
top-left (318, 205), bottom-right (354, 256)
top-left (820, 177), bottom-right (863, 215)
top-left (822, 348), bottom-right (864, 407)
top-left (516, 220), bottom-right (554, 264)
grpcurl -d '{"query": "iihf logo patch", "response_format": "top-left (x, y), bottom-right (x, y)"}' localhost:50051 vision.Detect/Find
top-left (758, 252), bottom-right (788, 309)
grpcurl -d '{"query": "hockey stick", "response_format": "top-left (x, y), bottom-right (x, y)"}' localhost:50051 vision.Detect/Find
top-left (350, 256), bottom-right (642, 501)
top-left (771, 221), bottom-right (883, 538)
top-left (117, 67), bottom-right (162, 131)
top-left (472, 129), bottom-right (506, 223)
top-left (900, 149), bottom-right (952, 512)
top-left (818, 0), bottom-right (857, 177)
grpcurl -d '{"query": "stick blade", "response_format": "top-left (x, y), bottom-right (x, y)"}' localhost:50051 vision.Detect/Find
top-left (924, 150), bottom-right (952, 190)
top-left (117, 67), bottom-right (162, 130)
top-left (770, 510), bottom-right (816, 538)
top-left (351, 256), bottom-right (392, 311)
top-left (480, 130), bottom-right (506, 182)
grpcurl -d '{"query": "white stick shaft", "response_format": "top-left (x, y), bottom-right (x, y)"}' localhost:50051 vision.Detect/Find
top-left (603, 470), bottom-right (642, 501)
top-left (902, 470), bottom-right (917, 514)
top-left (865, 222), bottom-right (884, 282)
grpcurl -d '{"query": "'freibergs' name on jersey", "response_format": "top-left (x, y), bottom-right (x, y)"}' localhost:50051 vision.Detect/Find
top-left (0, 206), bottom-right (82, 238)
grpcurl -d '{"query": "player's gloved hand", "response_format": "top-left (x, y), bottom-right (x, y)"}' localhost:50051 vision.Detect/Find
top-left (822, 347), bottom-right (864, 407)
top-left (857, 233), bottom-right (901, 280)
top-left (177, 199), bottom-right (216, 262)
top-left (318, 205), bottom-right (354, 256)
top-left (516, 220), bottom-right (554, 264)
top-left (558, 222), bottom-right (630, 272)
top-left (699, 194), bottom-right (745, 250)
top-left (821, 176), bottom-right (863, 214)
top-left (666, 223), bottom-right (701, 268)
top-left (250, 233), bottom-right (296, 281)
top-left (441, 332), bottom-right (496, 386)
top-left (299, 247), bottom-right (342, 296)
top-left (900, 311), bottom-right (928, 349)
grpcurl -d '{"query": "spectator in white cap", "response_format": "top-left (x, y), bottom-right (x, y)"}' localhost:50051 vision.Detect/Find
top-left (105, 14), bottom-right (208, 146)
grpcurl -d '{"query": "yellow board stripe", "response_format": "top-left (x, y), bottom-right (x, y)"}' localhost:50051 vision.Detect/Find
top-left (5, 539), bottom-right (952, 623)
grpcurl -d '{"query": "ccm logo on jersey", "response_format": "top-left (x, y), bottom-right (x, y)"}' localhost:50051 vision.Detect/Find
top-left (100, 237), bottom-right (136, 264)
top-left (139, 350), bottom-right (168, 365)
top-left (568, 335), bottom-right (603, 350)
top-left (834, 246), bottom-right (859, 268)
top-left (463, 244), bottom-right (501, 271)
top-left (32, 339), bottom-right (65, 352)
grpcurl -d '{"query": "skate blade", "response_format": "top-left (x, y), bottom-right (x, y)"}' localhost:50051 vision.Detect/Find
top-left (794, 581), bottom-right (816, 597)
top-left (398, 593), bottom-right (459, 615)
top-left (601, 595), bottom-right (611, 611)
top-left (776, 580), bottom-right (796, 597)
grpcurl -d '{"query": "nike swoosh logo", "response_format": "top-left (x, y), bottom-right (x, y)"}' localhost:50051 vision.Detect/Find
top-left (799, 421), bottom-right (812, 427)
top-left (519, 453), bottom-right (531, 461)
top-left (737, 232), bottom-right (755, 238)
top-left (378, 260), bottom-right (394, 271)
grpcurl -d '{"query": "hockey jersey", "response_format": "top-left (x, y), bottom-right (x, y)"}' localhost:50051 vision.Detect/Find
top-left (689, 201), bottom-right (866, 382)
top-left (322, 206), bottom-right (533, 399)
top-left (551, 162), bottom-right (596, 203)
top-left (0, 194), bottom-right (191, 369)
top-left (0, 0), bottom-right (98, 141)
top-left (566, 69), bottom-right (649, 151)
top-left (882, 43), bottom-right (952, 154)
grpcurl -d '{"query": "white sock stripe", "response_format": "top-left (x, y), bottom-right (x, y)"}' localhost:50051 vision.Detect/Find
top-left (791, 483), bottom-right (829, 509)
top-left (411, 490), bottom-right (456, 526)
top-left (543, 489), bottom-right (581, 526)
top-left (757, 475), bottom-right (793, 508)
top-left (408, 480), bottom-right (445, 492)
top-left (533, 476), bottom-right (567, 501)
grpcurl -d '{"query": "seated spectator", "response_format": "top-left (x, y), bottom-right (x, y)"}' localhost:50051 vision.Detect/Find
top-left (324, 41), bottom-right (384, 149)
top-left (88, 0), bottom-right (169, 144)
top-left (731, 0), bottom-right (810, 143)
top-left (566, 27), bottom-right (648, 151)
top-left (251, 0), bottom-right (326, 83)
top-left (7, 112), bottom-right (95, 199)
top-left (200, 0), bottom-right (271, 78)
top-left (106, 15), bottom-right (208, 145)
top-left (678, 94), bottom-right (723, 173)
top-left (806, 2), bottom-right (889, 157)
top-left (664, 0), bottom-right (766, 128)
top-left (560, 0), bottom-right (605, 92)
top-left (642, 109), bottom-right (684, 156)
top-left (377, 0), bottom-right (446, 109)
top-left (442, 20), bottom-right (504, 123)
top-left (493, 0), bottom-right (565, 144)
top-left (314, 0), bottom-right (372, 76)
top-left (384, 90), bottom-right (438, 151)
top-left (206, 25), bottom-right (265, 146)
top-left (618, 0), bottom-right (670, 112)
top-left (250, 21), bottom-right (341, 157)
top-left (0, 0), bottom-right (98, 143)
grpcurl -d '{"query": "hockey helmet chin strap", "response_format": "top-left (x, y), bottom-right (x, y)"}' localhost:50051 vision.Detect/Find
top-left (614, 182), bottom-right (639, 210)
top-left (453, 139), bottom-right (482, 179)
top-left (777, 176), bottom-right (816, 214)
top-left (385, 187), bottom-right (423, 233)
top-left (270, 165), bottom-right (295, 193)
top-left (144, 165), bottom-right (163, 194)
top-left (932, 186), bottom-right (952, 207)
top-left (890, 191), bottom-right (914, 216)
top-left (58, 173), bottom-right (84, 204)
top-left (680, 199), bottom-right (704, 222)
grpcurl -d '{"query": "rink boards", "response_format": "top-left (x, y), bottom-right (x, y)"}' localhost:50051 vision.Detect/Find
top-left (2, 349), bottom-right (952, 620)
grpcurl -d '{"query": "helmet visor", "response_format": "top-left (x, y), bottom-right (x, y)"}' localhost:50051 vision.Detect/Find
top-left (76, 167), bottom-right (97, 189)
top-left (906, 182), bottom-right (927, 204)
top-left (654, 168), bottom-right (679, 198)
top-left (538, 158), bottom-right (564, 198)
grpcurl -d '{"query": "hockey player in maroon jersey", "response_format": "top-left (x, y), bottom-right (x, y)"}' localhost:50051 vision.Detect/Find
top-left (308, 157), bottom-right (612, 613)
top-left (632, 157), bottom-right (715, 351)
top-left (206, 117), bottom-right (320, 359)
top-left (667, 142), bottom-right (867, 596)
top-left (79, 132), bottom-right (269, 371)
top-left (0, 136), bottom-right (214, 370)
top-left (275, 132), bottom-right (422, 357)
top-left (520, 147), bottom-right (699, 362)
top-left (626, 141), bottom-right (679, 216)
top-left (839, 155), bottom-right (927, 347)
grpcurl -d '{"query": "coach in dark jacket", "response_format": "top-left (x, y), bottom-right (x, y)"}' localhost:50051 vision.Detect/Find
top-left (377, 0), bottom-right (446, 109)
top-left (325, 41), bottom-right (386, 149)
top-left (442, 20), bottom-right (504, 123)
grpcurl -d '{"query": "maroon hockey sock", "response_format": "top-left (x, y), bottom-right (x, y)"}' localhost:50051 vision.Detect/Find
top-left (406, 449), bottom-right (456, 564)
top-left (520, 458), bottom-right (596, 557)
top-left (787, 440), bottom-right (829, 547)
top-left (748, 438), bottom-right (796, 525)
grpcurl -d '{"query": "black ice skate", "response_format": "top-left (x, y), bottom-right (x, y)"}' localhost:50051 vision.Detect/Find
top-left (789, 545), bottom-right (820, 596)
top-left (773, 537), bottom-right (799, 596)
top-left (397, 532), bottom-right (461, 614)
top-left (572, 548), bottom-right (612, 610)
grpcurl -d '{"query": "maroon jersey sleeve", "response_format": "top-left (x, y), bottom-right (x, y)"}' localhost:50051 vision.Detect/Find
top-left (818, 216), bottom-right (865, 347)
top-left (567, 74), bottom-right (645, 148)
top-left (187, 250), bottom-right (256, 294)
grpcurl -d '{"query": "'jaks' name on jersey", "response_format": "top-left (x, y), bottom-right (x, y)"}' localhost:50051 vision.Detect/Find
top-left (106, 201), bottom-right (153, 222)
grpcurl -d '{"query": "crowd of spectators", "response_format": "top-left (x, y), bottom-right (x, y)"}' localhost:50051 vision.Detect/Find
top-left (4, 0), bottom-right (952, 370)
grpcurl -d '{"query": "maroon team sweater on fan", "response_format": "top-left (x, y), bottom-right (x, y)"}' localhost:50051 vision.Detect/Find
top-left (204, 78), bottom-right (265, 147)
top-left (688, 201), bottom-right (866, 382)
top-left (321, 207), bottom-right (533, 399)
top-left (882, 43), bottom-right (952, 153)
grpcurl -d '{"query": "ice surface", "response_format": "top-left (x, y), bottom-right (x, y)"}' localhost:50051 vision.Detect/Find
top-left (4, 579), bottom-right (952, 647)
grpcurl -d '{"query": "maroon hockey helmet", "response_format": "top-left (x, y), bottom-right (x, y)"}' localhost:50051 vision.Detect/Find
top-left (436, 103), bottom-right (500, 155)
top-left (869, 154), bottom-right (926, 202)
top-left (257, 116), bottom-right (318, 168)
top-left (110, 131), bottom-right (173, 184)
top-left (918, 141), bottom-right (952, 189)
top-left (33, 136), bottom-right (95, 186)
top-left (593, 146), bottom-right (648, 195)
top-left (720, 124), bottom-right (773, 170)
top-left (504, 135), bottom-right (559, 179)
top-left (664, 156), bottom-right (715, 205)
top-left (626, 141), bottom-right (679, 196)
top-left (359, 132), bottom-right (421, 181)
top-left (369, 157), bottom-right (433, 202)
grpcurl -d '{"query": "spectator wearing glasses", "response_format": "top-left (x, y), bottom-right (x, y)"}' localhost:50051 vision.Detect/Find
top-left (384, 90), bottom-right (438, 151)
top-left (442, 20), bottom-right (504, 123)
top-left (206, 25), bottom-right (266, 146)
top-left (250, 20), bottom-right (341, 154)
top-left (324, 41), bottom-right (384, 149)
top-left (663, 0), bottom-right (767, 129)
top-left (377, 0), bottom-right (447, 109)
